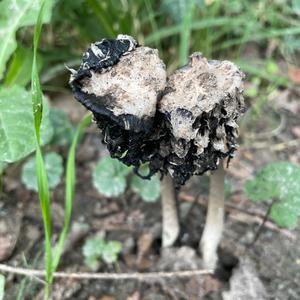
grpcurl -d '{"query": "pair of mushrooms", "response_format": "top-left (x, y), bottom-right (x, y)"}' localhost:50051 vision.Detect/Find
top-left (70, 35), bottom-right (245, 270)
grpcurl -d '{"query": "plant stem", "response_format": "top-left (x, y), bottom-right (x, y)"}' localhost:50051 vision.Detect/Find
top-left (161, 175), bottom-right (180, 247)
top-left (200, 161), bottom-right (225, 270)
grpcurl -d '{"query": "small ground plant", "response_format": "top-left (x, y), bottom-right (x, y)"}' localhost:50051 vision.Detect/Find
top-left (93, 157), bottom-right (161, 202)
top-left (83, 237), bottom-right (122, 271)
top-left (245, 162), bottom-right (300, 229)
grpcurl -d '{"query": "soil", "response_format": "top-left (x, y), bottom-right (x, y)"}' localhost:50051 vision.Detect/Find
top-left (1, 89), bottom-right (300, 300)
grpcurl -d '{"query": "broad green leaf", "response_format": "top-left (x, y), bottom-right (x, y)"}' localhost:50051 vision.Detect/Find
top-left (245, 162), bottom-right (300, 229)
top-left (0, 274), bottom-right (5, 300)
top-left (0, 86), bottom-right (53, 163)
top-left (270, 202), bottom-right (299, 229)
top-left (293, 0), bottom-right (300, 15)
top-left (93, 157), bottom-right (131, 197)
top-left (21, 152), bottom-right (63, 191)
top-left (0, 0), bottom-right (56, 80)
top-left (49, 108), bottom-right (74, 146)
top-left (131, 174), bottom-right (160, 202)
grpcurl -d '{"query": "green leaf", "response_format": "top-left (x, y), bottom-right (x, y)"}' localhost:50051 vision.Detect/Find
top-left (4, 46), bottom-right (42, 87)
top-left (0, 0), bottom-right (55, 80)
top-left (0, 86), bottom-right (53, 163)
top-left (82, 237), bottom-right (122, 268)
top-left (83, 237), bottom-right (106, 258)
top-left (93, 157), bottom-right (131, 197)
top-left (131, 174), bottom-right (160, 202)
top-left (270, 202), bottom-right (299, 229)
top-left (245, 162), bottom-right (300, 228)
top-left (21, 152), bottom-right (63, 191)
top-left (52, 113), bottom-right (91, 272)
top-left (0, 274), bottom-right (5, 300)
top-left (102, 241), bottom-right (122, 264)
top-left (84, 256), bottom-right (100, 271)
top-left (49, 108), bottom-right (74, 146)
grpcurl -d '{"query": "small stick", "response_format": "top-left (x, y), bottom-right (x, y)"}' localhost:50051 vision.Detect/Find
top-left (200, 162), bottom-right (225, 270)
top-left (247, 199), bottom-right (276, 248)
top-left (0, 264), bottom-right (212, 280)
top-left (161, 175), bottom-right (180, 247)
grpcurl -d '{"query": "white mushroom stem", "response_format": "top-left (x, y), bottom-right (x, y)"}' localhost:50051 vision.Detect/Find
top-left (161, 175), bottom-right (180, 247)
top-left (200, 161), bottom-right (225, 270)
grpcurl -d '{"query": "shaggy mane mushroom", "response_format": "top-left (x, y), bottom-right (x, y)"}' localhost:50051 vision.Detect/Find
top-left (70, 35), bottom-right (245, 270)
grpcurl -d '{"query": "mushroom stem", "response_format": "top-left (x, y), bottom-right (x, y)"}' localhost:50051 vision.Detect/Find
top-left (200, 161), bottom-right (225, 270)
top-left (161, 175), bottom-right (180, 247)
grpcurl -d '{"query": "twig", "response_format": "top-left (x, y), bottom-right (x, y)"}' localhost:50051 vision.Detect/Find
top-left (247, 198), bottom-right (276, 248)
top-left (179, 193), bottom-right (296, 240)
top-left (0, 264), bottom-right (212, 280)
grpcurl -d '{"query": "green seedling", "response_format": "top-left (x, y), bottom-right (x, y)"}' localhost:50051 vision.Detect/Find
top-left (83, 237), bottom-right (122, 271)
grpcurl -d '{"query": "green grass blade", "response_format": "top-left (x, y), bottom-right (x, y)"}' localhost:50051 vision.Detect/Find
top-left (145, 17), bottom-right (241, 44)
top-left (31, 0), bottom-right (53, 292)
top-left (179, 0), bottom-right (196, 66)
top-left (52, 113), bottom-right (92, 271)
top-left (85, 0), bottom-right (115, 37)
top-left (217, 27), bottom-right (300, 51)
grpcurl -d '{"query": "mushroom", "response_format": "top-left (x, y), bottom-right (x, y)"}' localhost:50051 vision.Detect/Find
top-left (69, 35), bottom-right (179, 247)
top-left (70, 36), bottom-right (245, 269)
top-left (158, 53), bottom-right (245, 268)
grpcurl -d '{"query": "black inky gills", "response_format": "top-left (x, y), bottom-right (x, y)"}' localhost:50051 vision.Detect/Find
top-left (69, 35), bottom-right (167, 169)
top-left (157, 53), bottom-right (245, 185)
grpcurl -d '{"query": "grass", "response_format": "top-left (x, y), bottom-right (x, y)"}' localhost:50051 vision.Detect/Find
top-left (31, 1), bottom-right (92, 298)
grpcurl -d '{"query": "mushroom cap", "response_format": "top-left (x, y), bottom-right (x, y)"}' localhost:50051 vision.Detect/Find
top-left (70, 36), bottom-right (167, 170)
top-left (156, 53), bottom-right (245, 184)
top-left (80, 46), bottom-right (166, 128)
top-left (70, 37), bottom-right (245, 186)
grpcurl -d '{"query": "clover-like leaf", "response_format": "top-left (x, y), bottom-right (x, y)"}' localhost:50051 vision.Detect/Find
top-left (83, 237), bottom-right (105, 258)
top-left (21, 152), bottom-right (63, 191)
top-left (0, 86), bottom-right (53, 163)
top-left (83, 237), bottom-right (122, 270)
top-left (245, 162), bottom-right (300, 229)
top-left (102, 241), bottom-right (122, 264)
top-left (131, 174), bottom-right (160, 202)
top-left (93, 157), bottom-right (131, 197)
top-left (49, 108), bottom-right (74, 146)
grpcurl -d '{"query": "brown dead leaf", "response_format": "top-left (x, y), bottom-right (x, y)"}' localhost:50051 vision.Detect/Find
top-left (292, 126), bottom-right (300, 139)
top-left (288, 64), bottom-right (300, 84)
top-left (99, 296), bottom-right (116, 300)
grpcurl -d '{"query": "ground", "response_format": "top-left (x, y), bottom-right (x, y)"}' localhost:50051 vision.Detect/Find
top-left (1, 88), bottom-right (300, 300)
